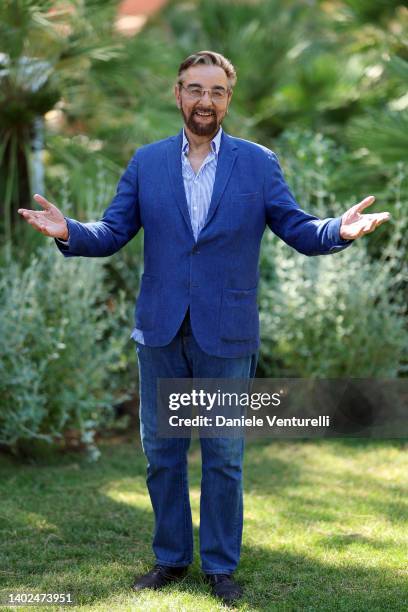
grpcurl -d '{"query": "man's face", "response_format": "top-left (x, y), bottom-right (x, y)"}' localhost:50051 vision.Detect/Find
top-left (174, 65), bottom-right (232, 137)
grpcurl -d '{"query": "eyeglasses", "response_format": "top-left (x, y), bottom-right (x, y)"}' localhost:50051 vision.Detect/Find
top-left (178, 83), bottom-right (230, 103)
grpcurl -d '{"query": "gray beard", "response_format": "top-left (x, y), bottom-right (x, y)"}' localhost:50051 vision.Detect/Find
top-left (181, 106), bottom-right (220, 136)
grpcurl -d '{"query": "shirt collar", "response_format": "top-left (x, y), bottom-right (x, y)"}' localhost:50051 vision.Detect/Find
top-left (182, 126), bottom-right (223, 157)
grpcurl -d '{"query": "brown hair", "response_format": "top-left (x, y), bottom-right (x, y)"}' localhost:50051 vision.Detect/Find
top-left (177, 50), bottom-right (237, 89)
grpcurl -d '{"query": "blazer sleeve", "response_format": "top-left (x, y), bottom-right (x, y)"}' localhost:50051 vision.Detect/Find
top-left (55, 152), bottom-right (142, 258)
top-left (263, 149), bottom-right (353, 256)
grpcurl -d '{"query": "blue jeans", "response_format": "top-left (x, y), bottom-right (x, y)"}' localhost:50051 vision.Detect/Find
top-left (135, 307), bottom-right (258, 574)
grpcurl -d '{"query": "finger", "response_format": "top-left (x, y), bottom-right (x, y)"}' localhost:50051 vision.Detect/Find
top-left (18, 210), bottom-right (34, 221)
top-left (355, 195), bottom-right (376, 213)
top-left (18, 210), bottom-right (43, 222)
top-left (33, 193), bottom-right (53, 210)
top-left (19, 210), bottom-right (54, 235)
top-left (365, 222), bottom-right (377, 234)
top-left (373, 216), bottom-right (390, 229)
top-left (26, 215), bottom-right (43, 229)
top-left (23, 214), bottom-right (48, 233)
top-left (346, 219), bottom-right (372, 239)
top-left (362, 216), bottom-right (384, 235)
top-left (363, 213), bottom-right (391, 229)
top-left (357, 211), bottom-right (391, 228)
top-left (376, 212), bottom-right (391, 223)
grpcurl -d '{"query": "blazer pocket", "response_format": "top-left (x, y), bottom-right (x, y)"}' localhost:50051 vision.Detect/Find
top-left (135, 273), bottom-right (160, 331)
top-left (220, 287), bottom-right (259, 342)
top-left (234, 192), bottom-right (261, 203)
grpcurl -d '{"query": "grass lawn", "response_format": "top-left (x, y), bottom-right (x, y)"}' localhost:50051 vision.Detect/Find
top-left (0, 436), bottom-right (407, 611)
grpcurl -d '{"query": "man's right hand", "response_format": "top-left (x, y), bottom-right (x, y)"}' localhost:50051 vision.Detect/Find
top-left (18, 194), bottom-right (69, 240)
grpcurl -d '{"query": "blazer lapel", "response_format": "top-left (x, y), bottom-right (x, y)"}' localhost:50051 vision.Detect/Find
top-left (201, 130), bottom-right (238, 232)
top-left (166, 129), bottom-right (195, 241)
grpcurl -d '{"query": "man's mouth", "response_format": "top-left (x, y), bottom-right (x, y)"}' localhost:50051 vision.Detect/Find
top-left (194, 110), bottom-right (215, 117)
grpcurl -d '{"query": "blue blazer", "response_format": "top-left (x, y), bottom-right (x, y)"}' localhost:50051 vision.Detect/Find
top-left (56, 129), bottom-right (352, 357)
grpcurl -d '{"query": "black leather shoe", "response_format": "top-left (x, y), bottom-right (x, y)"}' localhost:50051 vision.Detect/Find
top-left (205, 573), bottom-right (243, 604)
top-left (132, 564), bottom-right (188, 591)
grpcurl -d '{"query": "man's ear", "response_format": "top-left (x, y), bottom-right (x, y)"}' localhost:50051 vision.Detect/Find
top-left (226, 90), bottom-right (233, 114)
top-left (174, 84), bottom-right (181, 109)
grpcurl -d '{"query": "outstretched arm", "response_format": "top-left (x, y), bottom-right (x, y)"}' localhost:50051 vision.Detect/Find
top-left (263, 150), bottom-right (390, 256)
top-left (18, 153), bottom-right (142, 258)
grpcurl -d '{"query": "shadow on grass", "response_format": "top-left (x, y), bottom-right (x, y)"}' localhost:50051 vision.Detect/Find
top-left (243, 438), bottom-right (408, 525)
top-left (0, 437), bottom-right (407, 610)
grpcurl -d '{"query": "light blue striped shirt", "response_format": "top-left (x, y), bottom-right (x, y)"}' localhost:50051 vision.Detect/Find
top-left (131, 126), bottom-right (222, 343)
top-left (182, 126), bottom-right (222, 241)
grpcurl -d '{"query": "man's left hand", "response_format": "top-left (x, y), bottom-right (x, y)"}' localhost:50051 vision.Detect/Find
top-left (340, 195), bottom-right (391, 240)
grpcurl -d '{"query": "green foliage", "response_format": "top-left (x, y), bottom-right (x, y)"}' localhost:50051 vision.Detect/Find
top-left (259, 132), bottom-right (407, 377)
top-left (45, 133), bottom-right (123, 221)
top-left (340, 0), bottom-right (403, 23)
top-left (348, 109), bottom-right (408, 164)
top-left (0, 240), bottom-right (135, 459)
top-left (346, 53), bottom-right (408, 197)
top-left (259, 237), bottom-right (407, 377)
top-left (0, 0), bottom-right (123, 247)
top-left (270, 128), bottom-right (407, 254)
top-left (44, 133), bottom-right (145, 300)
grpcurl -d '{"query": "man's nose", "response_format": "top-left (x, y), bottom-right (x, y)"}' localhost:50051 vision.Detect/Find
top-left (201, 90), bottom-right (213, 102)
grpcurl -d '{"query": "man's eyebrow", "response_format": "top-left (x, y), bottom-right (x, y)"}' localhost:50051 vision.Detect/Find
top-left (185, 82), bottom-right (227, 90)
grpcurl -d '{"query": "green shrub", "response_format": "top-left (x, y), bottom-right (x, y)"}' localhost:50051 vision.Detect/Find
top-left (259, 132), bottom-right (407, 377)
top-left (259, 236), bottom-right (407, 377)
top-left (0, 241), bottom-right (134, 460)
top-left (44, 136), bottom-right (145, 300)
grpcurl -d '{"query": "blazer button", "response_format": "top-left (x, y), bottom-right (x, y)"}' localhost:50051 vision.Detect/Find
top-left (192, 246), bottom-right (200, 254)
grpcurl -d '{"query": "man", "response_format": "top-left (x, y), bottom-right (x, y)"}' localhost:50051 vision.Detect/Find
top-left (18, 50), bottom-right (390, 604)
